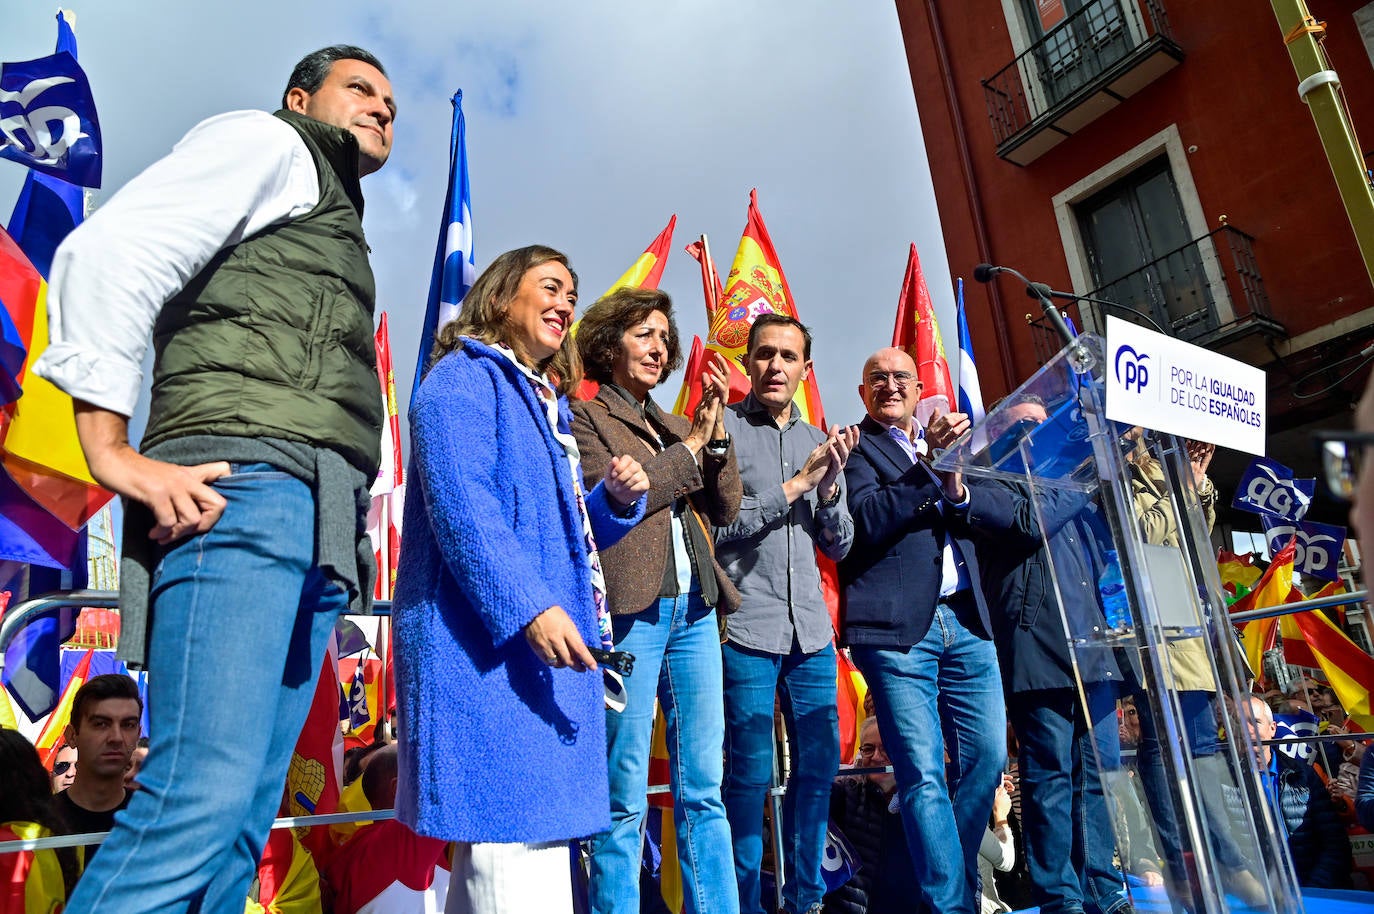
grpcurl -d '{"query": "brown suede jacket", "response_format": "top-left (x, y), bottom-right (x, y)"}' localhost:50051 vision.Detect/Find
top-left (571, 385), bottom-right (742, 617)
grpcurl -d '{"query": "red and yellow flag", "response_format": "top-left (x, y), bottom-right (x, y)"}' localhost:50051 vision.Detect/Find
top-left (891, 243), bottom-right (955, 428)
top-left (285, 632), bottom-right (344, 864)
top-left (1228, 538), bottom-right (1297, 682)
top-left (1217, 548), bottom-right (1263, 598)
top-left (34, 647), bottom-right (92, 765)
top-left (646, 705), bottom-right (683, 913)
top-left (0, 229), bottom-right (112, 539)
top-left (249, 826), bottom-right (322, 914)
top-left (705, 189), bottom-right (825, 426)
top-left (837, 648), bottom-right (869, 764)
top-left (600, 215), bottom-right (676, 298)
top-left (575, 216), bottom-right (678, 401)
top-left (683, 235), bottom-right (723, 318)
top-left (369, 314), bottom-right (404, 600)
top-left (671, 336), bottom-right (706, 418)
top-left (1277, 582), bottom-right (1374, 731)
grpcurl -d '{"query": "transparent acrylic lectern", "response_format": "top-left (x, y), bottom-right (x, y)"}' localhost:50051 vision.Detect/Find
top-left (934, 335), bottom-right (1302, 913)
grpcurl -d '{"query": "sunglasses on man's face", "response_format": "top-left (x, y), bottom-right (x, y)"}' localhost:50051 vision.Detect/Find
top-left (1312, 431), bottom-right (1374, 501)
top-left (53, 760), bottom-right (75, 776)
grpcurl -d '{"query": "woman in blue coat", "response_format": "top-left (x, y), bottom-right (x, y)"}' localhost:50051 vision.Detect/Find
top-left (392, 245), bottom-right (648, 914)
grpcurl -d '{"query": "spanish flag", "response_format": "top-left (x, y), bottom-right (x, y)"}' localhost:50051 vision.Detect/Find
top-left (671, 336), bottom-right (707, 418)
top-left (1278, 582), bottom-right (1374, 732)
top-left (646, 708), bottom-right (684, 913)
top-left (1228, 538), bottom-right (1296, 683)
top-left (600, 215), bottom-right (676, 298)
top-left (575, 216), bottom-right (678, 401)
top-left (837, 648), bottom-right (869, 764)
top-left (33, 647), bottom-right (92, 765)
top-left (706, 189), bottom-right (825, 427)
top-left (1217, 549), bottom-right (1263, 599)
top-left (683, 235), bottom-right (723, 317)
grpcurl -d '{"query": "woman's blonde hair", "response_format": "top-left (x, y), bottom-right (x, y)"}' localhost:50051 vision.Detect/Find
top-left (428, 245), bottom-right (583, 396)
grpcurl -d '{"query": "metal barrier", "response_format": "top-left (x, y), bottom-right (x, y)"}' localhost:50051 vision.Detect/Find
top-left (3, 586), bottom-right (1372, 893)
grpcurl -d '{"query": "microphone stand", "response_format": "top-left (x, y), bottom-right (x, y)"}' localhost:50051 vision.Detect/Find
top-left (1028, 283), bottom-right (1170, 337)
top-left (990, 267), bottom-right (1097, 373)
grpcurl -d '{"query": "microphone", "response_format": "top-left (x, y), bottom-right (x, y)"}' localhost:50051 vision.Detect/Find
top-left (1024, 283), bottom-right (1169, 336)
top-left (974, 263), bottom-right (1094, 371)
top-left (973, 263), bottom-right (1003, 284)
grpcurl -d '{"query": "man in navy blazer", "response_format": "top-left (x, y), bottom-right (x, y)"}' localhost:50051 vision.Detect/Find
top-left (840, 347), bottom-right (1016, 914)
top-left (977, 396), bottom-right (1132, 914)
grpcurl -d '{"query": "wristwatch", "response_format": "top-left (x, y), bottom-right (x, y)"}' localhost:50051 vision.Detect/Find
top-left (706, 435), bottom-right (731, 454)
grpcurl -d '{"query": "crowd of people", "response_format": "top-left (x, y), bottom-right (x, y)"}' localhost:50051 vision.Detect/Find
top-left (4, 37), bottom-right (1373, 914)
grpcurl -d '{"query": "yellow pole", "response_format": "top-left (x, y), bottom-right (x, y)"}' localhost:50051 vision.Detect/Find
top-left (1270, 0), bottom-right (1374, 289)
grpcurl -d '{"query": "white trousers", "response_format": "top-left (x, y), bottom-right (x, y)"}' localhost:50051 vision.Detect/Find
top-left (444, 840), bottom-right (573, 914)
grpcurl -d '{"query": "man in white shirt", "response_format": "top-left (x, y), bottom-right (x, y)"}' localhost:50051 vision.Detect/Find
top-left (34, 45), bottom-right (395, 913)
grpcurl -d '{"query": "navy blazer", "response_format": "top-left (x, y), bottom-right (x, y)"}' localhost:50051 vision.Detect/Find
top-left (839, 415), bottom-right (1015, 649)
top-left (977, 481), bottom-right (1124, 695)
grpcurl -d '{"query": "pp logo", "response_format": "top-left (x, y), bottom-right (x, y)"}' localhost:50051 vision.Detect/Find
top-left (0, 75), bottom-right (86, 167)
top-left (1114, 345), bottom-right (1150, 394)
top-left (1268, 525), bottom-right (1337, 574)
top-left (1245, 466), bottom-right (1309, 521)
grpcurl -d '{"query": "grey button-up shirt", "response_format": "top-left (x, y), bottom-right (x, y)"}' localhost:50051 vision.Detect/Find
top-left (715, 394), bottom-right (854, 654)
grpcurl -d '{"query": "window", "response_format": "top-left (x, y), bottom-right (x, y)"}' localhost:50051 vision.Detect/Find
top-left (1074, 156), bottom-right (1213, 335)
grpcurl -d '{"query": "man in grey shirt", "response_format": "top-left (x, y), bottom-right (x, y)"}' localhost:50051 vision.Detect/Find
top-left (715, 313), bottom-right (859, 914)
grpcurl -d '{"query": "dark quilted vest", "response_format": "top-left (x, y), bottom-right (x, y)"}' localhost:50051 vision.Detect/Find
top-left (142, 109), bottom-right (381, 475)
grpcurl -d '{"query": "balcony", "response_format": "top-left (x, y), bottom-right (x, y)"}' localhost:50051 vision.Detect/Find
top-left (1028, 225), bottom-right (1288, 365)
top-left (983, 0), bottom-right (1184, 165)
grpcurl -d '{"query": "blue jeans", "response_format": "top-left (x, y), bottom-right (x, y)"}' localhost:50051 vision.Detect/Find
top-left (1134, 688), bottom-right (1248, 879)
top-left (1010, 684), bottom-right (1128, 914)
top-left (850, 600), bottom-right (1005, 914)
top-left (588, 591), bottom-right (738, 914)
top-left (66, 465), bottom-right (349, 914)
top-left (722, 640), bottom-right (839, 914)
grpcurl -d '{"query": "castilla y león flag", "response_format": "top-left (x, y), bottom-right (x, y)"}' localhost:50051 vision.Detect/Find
top-left (891, 243), bottom-right (955, 428)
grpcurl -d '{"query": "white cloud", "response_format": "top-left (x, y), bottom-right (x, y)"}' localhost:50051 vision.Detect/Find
top-left (1, 0), bottom-right (960, 439)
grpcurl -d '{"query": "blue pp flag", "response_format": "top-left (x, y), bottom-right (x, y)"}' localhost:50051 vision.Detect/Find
top-left (1261, 516), bottom-right (1345, 583)
top-left (1233, 456), bottom-right (1314, 523)
top-left (412, 90), bottom-right (474, 405)
top-left (8, 168), bottom-right (83, 280)
top-left (2, 604), bottom-right (80, 719)
top-left (0, 23), bottom-right (101, 188)
top-left (955, 278), bottom-right (984, 425)
top-left (7, 11), bottom-right (89, 280)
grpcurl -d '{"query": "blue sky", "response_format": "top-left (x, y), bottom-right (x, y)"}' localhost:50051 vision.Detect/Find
top-left (1, 1), bottom-right (959, 440)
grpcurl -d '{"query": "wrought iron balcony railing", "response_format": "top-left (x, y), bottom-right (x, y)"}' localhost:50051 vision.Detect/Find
top-left (983, 0), bottom-right (1183, 164)
top-left (1028, 225), bottom-right (1286, 364)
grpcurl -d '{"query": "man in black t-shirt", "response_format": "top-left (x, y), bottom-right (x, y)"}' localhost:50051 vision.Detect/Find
top-left (53, 673), bottom-right (142, 869)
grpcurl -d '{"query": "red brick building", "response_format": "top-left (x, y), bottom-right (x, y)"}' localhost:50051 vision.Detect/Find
top-left (894, 0), bottom-right (1374, 533)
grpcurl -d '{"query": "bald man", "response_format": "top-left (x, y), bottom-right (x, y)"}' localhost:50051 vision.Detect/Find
top-left (1239, 696), bottom-right (1352, 888)
top-left (838, 347), bottom-right (1017, 914)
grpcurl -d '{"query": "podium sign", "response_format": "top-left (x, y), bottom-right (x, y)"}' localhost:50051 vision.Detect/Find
top-left (1104, 315), bottom-right (1267, 456)
top-left (936, 334), bottom-right (1302, 914)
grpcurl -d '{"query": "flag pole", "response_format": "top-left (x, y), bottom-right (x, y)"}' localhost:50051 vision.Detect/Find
top-left (699, 234), bottom-right (720, 315)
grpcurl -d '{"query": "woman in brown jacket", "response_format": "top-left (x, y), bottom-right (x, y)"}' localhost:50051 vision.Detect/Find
top-left (572, 286), bottom-right (742, 914)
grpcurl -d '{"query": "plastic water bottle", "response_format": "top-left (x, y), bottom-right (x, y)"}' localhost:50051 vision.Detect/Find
top-left (1099, 549), bottom-right (1130, 631)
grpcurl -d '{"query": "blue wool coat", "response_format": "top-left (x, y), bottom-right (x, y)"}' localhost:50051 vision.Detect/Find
top-left (392, 339), bottom-right (644, 843)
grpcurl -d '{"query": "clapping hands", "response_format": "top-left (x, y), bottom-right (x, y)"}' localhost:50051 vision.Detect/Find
top-left (603, 455), bottom-right (649, 511)
top-left (686, 352), bottom-right (731, 455)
